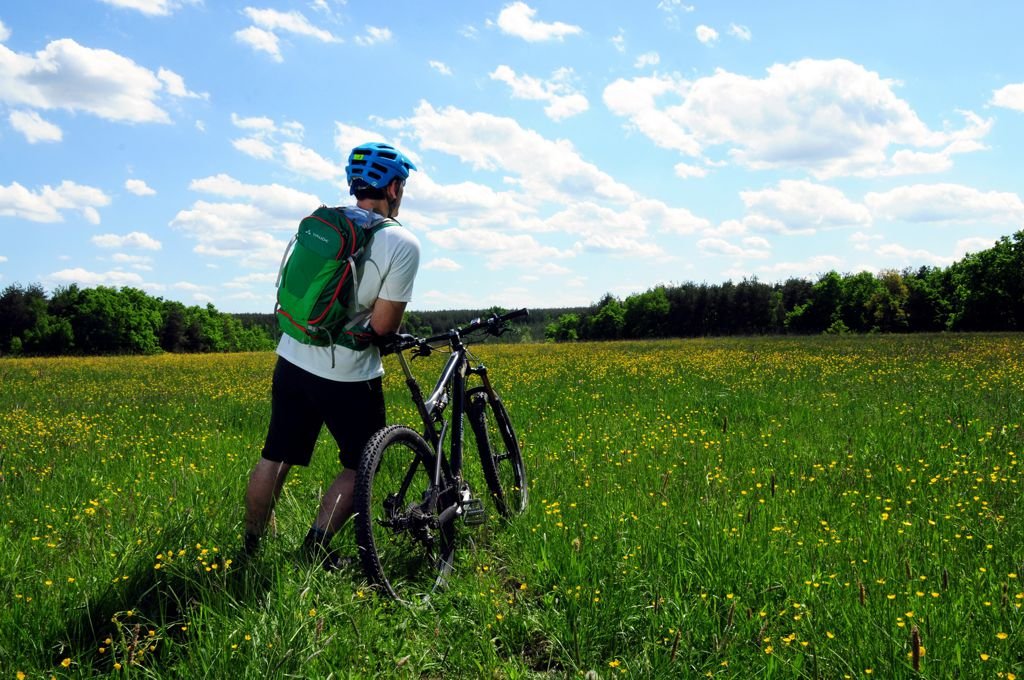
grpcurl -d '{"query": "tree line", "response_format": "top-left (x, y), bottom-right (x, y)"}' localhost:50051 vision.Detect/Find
top-left (0, 284), bottom-right (275, 356)
top-left (2, 230), bottom-right (1020, 356)
top-left (544, 230), bottom-right (1024, 341)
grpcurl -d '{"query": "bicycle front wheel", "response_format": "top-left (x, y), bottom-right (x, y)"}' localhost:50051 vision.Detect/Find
top-left (353, 425), bottom-right (455, 602)
top-left (467, 387), bottom-right (528, 517)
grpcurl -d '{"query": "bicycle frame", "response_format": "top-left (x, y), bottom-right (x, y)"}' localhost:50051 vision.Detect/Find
top-left (392, 330), bottom-right (496, 487)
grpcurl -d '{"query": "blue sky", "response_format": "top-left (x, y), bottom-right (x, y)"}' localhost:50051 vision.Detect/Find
top-left (1, 1), bottom-right (1023, 313)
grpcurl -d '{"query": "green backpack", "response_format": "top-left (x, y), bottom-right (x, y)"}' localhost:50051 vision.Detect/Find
top-left (275, 206), bottom-right (396, 356)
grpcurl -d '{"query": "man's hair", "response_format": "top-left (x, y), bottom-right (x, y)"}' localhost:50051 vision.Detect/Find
top-left (353, 185), bottom-right (386, 201)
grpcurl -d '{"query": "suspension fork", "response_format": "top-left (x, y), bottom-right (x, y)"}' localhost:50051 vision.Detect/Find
top-left (449, 356), bottom-right (468, 477)
top-left (395, 350), bottom-right (439, 449)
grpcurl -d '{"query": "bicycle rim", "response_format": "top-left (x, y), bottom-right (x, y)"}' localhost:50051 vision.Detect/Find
top-left (468, 388), bottom-right (528, 517)
top-left (354, 425), bottom-right (455, 602)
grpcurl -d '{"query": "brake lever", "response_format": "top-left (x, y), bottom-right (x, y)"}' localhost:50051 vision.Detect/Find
top-left (412, 344), bottom-right (432, 359)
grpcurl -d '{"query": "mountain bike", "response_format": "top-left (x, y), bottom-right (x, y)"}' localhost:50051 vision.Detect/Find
top-left (353, 309), bottom-right (529, 601)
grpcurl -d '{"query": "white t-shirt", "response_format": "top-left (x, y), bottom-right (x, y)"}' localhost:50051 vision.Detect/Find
top-left (276, 207), bottom-right (420, 382)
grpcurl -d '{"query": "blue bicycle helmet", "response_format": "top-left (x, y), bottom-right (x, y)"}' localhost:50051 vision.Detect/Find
top-left (346, 142), bottom-right (417, 195)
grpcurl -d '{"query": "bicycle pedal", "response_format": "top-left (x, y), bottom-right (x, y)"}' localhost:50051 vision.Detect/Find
top-left (461, 498), bottom-right (486, 526)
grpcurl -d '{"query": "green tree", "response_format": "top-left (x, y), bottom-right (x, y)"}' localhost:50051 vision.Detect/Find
top-left (545, 313), bottom-right (580, 342)
top-left (867, 270), bottom-right (910, 332)
top-left (0, 283), bottom-right (47, 353)
top-left (623, 286), bottom-right (670, 338)
top-left (786, 271), bottom-right (842, 334)
top-left (587, 294), bottom-right (625, 340)
top-left (838, 271), bottom-right (883, 332)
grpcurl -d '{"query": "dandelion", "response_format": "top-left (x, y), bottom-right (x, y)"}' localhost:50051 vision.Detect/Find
top-left (61, 658), bottom-right (72, 667)
top-left (609, 660), bottom-right (621, 668)
top-left (996, 632), bottom-right (1008, 640)
top-left (980, 653), bottom-right (989, 661)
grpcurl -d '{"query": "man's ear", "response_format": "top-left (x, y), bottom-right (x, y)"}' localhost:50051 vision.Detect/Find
top-left (387, 179), bottom-right (401, 201)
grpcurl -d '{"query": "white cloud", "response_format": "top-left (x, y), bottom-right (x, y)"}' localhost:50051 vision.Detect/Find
top-left (611, 30), bottom-right (626, 53)
top-left (729, 24), bottom-right (752, 41)
top-left (334, 122), bottom-right (389, 160)
top-left (46, 267), bottom-right (149, 288)
top-left (231, 113), bottom-right (277, 132)
top-left (634, 52), bottom-right (660, 69)
top-left (171, 175), bottom-right (321, 268)
top-left (0, 38), bottom-right (173, 123)
top-left (496, 2), bottom-right (582, 42)
top-left (603, 59), bottom-right (991, 179)
top-left (696, 25), bottom-right (719, 45)
top-left (229, 114), bottom-right (312, 166)
top-left (125, 179), bottom-right (156, 196)
top-left (543, 202), bottom-right (664, 258)
top-left (280, 142), bottom-right (342, 180)
top-left (98, 0), bottom-right (199, 16)
top-left (602, 75), bottom-right (703, 156)
top-left (755, 255), bottom-right (844, 279)
top-left (188, 174), bottom-right (320, 216)
top-left (697, 237), bottom-right (770, 259)
top-left (92, 231), bottom-right (162, 250)
top-left (242, 7), bottom-right (338, 42)
top-left (429, 60), bottom-right (452, 76)
top-left (402, 101), bottom-right (634, 205)
top-left (233, 136), bottom-right (275, 159)
top-left (234, 26), bottom-right (282, 62)
top-left (428, 227), bottom-right (574, 270)
top-left (0, 180), bottom-right (110, 223)
top-left (954, 236), bottom-right (997, 257)
top-left (740, 180), bottom-right (872, 232)
top-left (355, 26), bottom-right (393, 47)
top-left (991, 83), bottom-right (1024, 112)
top-left (110, 253), bottom-right (154, 270)
top-left (9, 110), bottom-right (62, 143)
top-left (657, 0), bottom-right (695, 29)
top-left (850, 231), bottom-right (884, 251)
top-left (423, 258), bottom-right (463, 271)
top-left (490, 65), bottom-right (589, 121)
top-left (875, 243), bottom-right (955, 267)
top-left (865, 183), bottom-right (1024, 224)
top-left (171, 201), bottom-right (289, 268)
top-left (0, 19), bottom-right (10, 42)
top-left (673, 162), bottom-right (707, 179)
top-left (223, 272), bottom-right (276, 289)
top-left (157, 67), bottom-right (207, 99)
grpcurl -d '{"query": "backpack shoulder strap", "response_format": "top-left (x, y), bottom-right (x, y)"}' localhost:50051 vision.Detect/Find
top-left (366, 216), bottom-right (400, 236)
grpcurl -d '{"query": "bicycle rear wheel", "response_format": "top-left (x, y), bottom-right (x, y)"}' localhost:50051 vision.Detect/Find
top-left (467, 387), bottom-right (528, 517)
top-left (353, 425), bottom-right (455, 602)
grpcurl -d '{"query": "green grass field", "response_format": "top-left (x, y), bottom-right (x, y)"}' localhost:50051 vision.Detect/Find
top-left (2, 335), bottom-right (1022, 678)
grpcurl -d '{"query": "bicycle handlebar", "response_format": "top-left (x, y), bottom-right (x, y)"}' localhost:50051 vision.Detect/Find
top-left (380, 308), bottom-right (530, 356)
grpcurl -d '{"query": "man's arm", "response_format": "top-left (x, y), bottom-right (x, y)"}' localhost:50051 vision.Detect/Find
top-left (369, 298), bottom-right (408, 336)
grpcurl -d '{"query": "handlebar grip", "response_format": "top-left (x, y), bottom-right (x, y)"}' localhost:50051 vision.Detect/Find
top-left (501, 308), bottom-right (529, 322)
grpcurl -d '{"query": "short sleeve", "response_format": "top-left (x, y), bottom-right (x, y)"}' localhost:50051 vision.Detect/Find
top-left (378, 230), bottom-right (420, 302)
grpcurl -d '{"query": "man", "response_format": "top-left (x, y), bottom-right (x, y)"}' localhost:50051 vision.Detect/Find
top-left (242, 142), bottom-right (420, 569)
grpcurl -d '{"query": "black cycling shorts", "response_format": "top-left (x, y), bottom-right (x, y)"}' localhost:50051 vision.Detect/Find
top-left (261, 357), bottom-right (386, 470)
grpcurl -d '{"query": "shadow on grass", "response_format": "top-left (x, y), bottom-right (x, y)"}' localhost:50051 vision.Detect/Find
top-left (45, 519), bottom-right (273, 673)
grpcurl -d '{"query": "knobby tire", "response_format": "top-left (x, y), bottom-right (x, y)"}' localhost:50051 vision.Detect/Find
top-left (353, 425), bottom-right (455, 602)
top-left (467, 387), bottom-right (528, 517)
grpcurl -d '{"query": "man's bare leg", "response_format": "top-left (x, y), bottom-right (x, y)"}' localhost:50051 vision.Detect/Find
top-left (243, 458), bottom-right (291, 554)
top-left (302, 468), bottom-right (357, 568)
